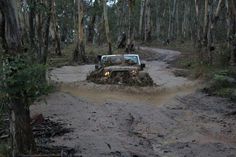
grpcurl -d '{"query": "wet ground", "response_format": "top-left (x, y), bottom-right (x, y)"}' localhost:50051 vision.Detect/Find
top-left (31, 47), bottom-right (236, 157)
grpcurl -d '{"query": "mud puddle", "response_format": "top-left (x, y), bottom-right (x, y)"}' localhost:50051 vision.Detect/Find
top-left (60, 83), bottom-right (199, 106)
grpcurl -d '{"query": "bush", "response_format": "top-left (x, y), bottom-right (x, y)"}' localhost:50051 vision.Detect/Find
top-left (0, 55), bottom-right (53, 107)
top-left (0, 56), bottom-right (53, 156)
top-left (215, 88), bottom-right (234, 97)
top-left (211, 74), bottom-right (234, 89)
top-left (203, 69), bottom-right (236, 101)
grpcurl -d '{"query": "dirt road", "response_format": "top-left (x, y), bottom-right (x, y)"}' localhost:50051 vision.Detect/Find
top-left (31, 47), bottom-right (236, 157)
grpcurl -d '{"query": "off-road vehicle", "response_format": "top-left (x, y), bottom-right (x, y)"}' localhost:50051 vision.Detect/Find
top-left (87, 54), bottom-right (153, 86)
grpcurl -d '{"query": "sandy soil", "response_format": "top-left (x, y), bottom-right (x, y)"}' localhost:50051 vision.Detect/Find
top-left (31, 47), bottom-right (236, 157)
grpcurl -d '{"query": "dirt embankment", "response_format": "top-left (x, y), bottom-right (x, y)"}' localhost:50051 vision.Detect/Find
top-left (32, 47), bottom-right (236, 157)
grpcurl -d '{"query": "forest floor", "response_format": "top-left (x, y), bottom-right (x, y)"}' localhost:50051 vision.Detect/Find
top-left (31, 47), bottom-right (236, 157)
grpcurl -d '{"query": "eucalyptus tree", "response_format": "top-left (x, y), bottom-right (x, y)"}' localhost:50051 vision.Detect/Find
top-left (0, 0), bottom-right (33, 155)
top-left (51, 0), bottom-right (62, 55)
top-left (103, 0), bottom-right (112, 54)
top-left (73, 0), bottom-right (86, 62)
top-left (0, 0), bottom-right (21, 52)
top-left (226, 0), bottom-right (236, 65)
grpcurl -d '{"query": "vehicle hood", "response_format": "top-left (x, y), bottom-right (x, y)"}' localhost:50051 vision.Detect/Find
top-left (104, 65), bottom-right (139, 71)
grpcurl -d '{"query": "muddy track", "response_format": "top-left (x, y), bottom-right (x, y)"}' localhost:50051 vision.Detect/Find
top-left (31, 47), bottom-right (236, 157)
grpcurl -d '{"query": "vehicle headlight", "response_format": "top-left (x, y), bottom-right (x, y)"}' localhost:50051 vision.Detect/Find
top-left (104, 71), bottom-right (110, 77)
top-left (130, 70), bottom-right (138, 76)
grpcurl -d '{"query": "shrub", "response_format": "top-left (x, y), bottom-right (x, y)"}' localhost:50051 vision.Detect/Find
top-left (203, 69), bottom-right (236, 101)
top-left (0, 55), bottom-right (53, 109)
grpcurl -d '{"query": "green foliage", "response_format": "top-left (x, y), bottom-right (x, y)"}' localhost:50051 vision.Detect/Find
top-left (0, 55), bottom-right (52, 107)
top-left (203, 69), bottom-right (236, 101)
top-left (211, 73), bottom-right (234, 89)
top-left (215, 88), bottom-right (235, 98)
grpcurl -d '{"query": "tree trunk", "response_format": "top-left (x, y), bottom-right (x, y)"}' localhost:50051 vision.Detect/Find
top-left (103, 0), bottom-right (112, 54)
top-left (87, 0), bottom-right (98, 44)
top-left (181, 2), bottom-right (187, 40)
top-left (203, 0), bottom-right (209, 46)
top-left (0, 0), bottom-right (35, 156)
top-left (87, 15), bottom-right (96, 44)
top-left (229, 0), bottom-right (236, 65)
top-left (73, 0), bottom-right (86, 62)
top-left (168, 0), bottom-right (172, 40)
top-left (206, 0), bottom-right (213, 64)
top-left (22, 0), bottom-right (30, 44)
top-left (0, 0), bottom-right (21, 53)
top-left (155, 0), bottom-right (160, 40)
top-left (226, 0), bottom-right (231, 48)
top-left (194, 0), bottom-right (202, 59)
top-left (176, 0), bottom-right (179, 40)
top-left (51, 0), bottom-right (61, 56)
top-left (9, 101), bottom-right (35, 156)
top-left (206, 0), bottom-right (223, 64)
top-left (42, 1), bottom-right (52, 64)
top-left (139, 0), bottom-right (145, 40)
top-left (0, 12), bottom-right (7, 49)
top-left (126, 0), bottom-right (134, 53)
top-left (35, 0), bottom-right (52, 64)
top-left (170, 0), bottom-right (177, 39)
top-left (144, 0), bottom-right (151, 41)
top-left (28, 0), bottom-right (36, 49)
top-left (78, 0), bottom-right (85, 62)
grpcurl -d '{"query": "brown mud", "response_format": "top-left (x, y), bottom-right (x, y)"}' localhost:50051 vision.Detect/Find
top-left (87, 70), bottom-right (154, 87)
top-left (59, 83), bottom-right (197, 106)
top-left (32, 47), bottom-right (236, 157)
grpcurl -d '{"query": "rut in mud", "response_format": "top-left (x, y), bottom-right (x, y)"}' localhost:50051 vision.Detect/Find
top-left (31, 47), bottom-right (236, 157)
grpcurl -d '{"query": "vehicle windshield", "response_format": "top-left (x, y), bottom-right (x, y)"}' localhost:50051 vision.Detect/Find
top-left (124, 56), bottom-right (139, 65)
top-left (102, 55), bottom-right (139, 66)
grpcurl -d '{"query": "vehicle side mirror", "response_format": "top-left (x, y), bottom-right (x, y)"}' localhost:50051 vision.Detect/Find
top-left (141, 63), bottom-right (146, 70)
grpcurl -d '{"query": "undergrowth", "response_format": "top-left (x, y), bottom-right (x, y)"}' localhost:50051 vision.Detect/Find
top-left (203, 69), bottom-right (236, 101)
top-left (161, 41), bottom-right (236, 101)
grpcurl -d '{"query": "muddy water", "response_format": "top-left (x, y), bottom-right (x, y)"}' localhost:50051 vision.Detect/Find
top-left (51, 47), bottom-right (198, 106)
top-left (60, 83), bottom-right (198, 106)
